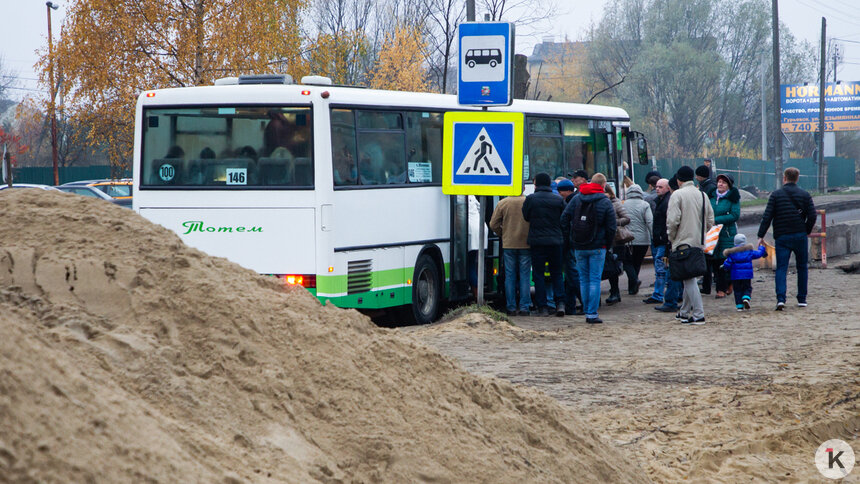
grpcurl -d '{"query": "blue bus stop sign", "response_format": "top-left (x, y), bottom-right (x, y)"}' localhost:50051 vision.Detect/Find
top-left (458, 22), bottom-right (514, 106)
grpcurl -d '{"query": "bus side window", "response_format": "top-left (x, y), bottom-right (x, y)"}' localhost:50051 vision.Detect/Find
top-left (527, 117), bottom-right (562, 178)
top-left (405, 111), bottom-right (443, 183)
top-left (356, 110), bottom-right (405, 186)
top-left (331, 109), bottom-right (358, 186)
top-left (563, 119), bottom-right (593, 176)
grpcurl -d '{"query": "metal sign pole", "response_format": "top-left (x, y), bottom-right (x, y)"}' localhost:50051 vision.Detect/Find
top-left (477, 195), bottom-right (486, 305)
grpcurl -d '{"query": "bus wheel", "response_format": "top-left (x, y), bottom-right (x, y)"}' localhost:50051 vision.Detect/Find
top-left (411, 255), bottom-right (440, 324)
top-left (489, 60), bottom-right (497, 68)
top-left (468, 60), bottom-right (476, 68)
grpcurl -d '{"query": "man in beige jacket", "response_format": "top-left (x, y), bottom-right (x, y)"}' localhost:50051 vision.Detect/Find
top-left (490, 187), bottom-right (531, 316)
top-left (667, 166), bottom-right (715, 325)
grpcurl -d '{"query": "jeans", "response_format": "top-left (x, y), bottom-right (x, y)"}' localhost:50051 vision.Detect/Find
top-left (651, 244), bottom-right (668, 302)
top-left (531, 244), bottom-right (564, 310)
top-left (576, 248), bottom-right (606, 318)
top-left (564, 246), bottom-right (580, 308)
top-left (662, 278), bottom-right (683, 309)
top-left (503, 249), bottom-right (532, 312)
top-left (774, 232), bottom-right (809, 303)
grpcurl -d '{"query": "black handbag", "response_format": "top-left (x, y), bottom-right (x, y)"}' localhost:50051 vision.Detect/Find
top-left (668, 192), bottom-right (708, 281)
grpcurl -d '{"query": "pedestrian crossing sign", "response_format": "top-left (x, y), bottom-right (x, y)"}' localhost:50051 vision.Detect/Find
top-left (442, 111), bottom-right (524, 196)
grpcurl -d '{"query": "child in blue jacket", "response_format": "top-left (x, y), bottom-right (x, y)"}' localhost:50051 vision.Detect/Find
top-left (722, 234), bottom-right (768, 311)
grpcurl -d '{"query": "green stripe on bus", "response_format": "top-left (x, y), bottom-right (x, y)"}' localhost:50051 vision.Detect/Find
top-left (313, 262), bottom-right (451, 309)
top-left (316, 267), bottom-right (411, 294)
top-left (314, 285), bottom-right (413, 309)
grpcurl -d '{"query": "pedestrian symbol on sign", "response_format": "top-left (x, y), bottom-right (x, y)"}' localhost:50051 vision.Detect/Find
top-left (456, 127), bottom-right (509, 176)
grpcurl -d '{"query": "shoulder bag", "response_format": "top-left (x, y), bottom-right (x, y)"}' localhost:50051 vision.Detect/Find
top-left (668, 192), bottom-right (708, 281)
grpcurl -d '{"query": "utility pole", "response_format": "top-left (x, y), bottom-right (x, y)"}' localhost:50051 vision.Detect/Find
top-left (46, 1), bottom-right (60, 186)
top-left (761, 52), bottom-right (767, 161)
top-left (771, 0), bottom-right (783, 189)
top-left (818, 17), bottom-right (827, 193)
top-left (466, 0), bottom-right (474, 22)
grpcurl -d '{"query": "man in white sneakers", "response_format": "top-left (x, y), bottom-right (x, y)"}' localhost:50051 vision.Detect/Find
top-left (666, 166), bottom-right (715, 325)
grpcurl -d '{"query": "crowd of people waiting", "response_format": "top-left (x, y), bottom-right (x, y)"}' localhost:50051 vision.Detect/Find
top-left (489, 161), bottom-right (817, 325)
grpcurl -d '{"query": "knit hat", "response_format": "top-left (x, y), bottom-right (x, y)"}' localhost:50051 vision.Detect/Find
top-left (668, 175), bottom-right (679, 191)
top-left (716, 173), bottom-right (734, 188)
top-left (645, 170), bottom-right (661, 185)
top-left (734, 233), bottom-right (747, 246)
top-left (534, 172), bottom-right (551, 187)
top-left (676, 166), bottom-right (694, 182)
top-left (557, 179), bottom-right (575, 191)
top-left (568, 169), bottom-right (589, 180)
top-left (696, 165), bottom-right (710, 178)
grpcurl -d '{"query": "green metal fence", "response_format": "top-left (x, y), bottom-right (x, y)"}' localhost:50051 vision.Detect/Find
top-left (632, 157), bottom-right (856, 193)
top-left (9, 166), bottom-right (131, 185)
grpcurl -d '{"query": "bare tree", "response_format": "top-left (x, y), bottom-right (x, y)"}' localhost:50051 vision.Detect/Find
top-left (423, 0), bottom-right (464, 93)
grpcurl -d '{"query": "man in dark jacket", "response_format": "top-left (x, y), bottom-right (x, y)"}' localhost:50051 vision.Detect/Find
top-left (557, 178), bottom-right (583, 314)
top-left (695, 164), bottom-right (717, 293)
top-left (522, 172), bottom-right (566, 316)
top-left (643, 177), bottom-right (670, 305)
top-left (643, 170), bottom-right (661, 213)
top-left (757, 167), bottom-right (817, 310)
top-left (696, 165), bottom-right (716, 194)
top-left (560, 172), bottom-right (616, 324)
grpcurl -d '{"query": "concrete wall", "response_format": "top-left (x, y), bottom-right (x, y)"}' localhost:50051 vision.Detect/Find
top-left (810, 220), bottom-right (860, 260)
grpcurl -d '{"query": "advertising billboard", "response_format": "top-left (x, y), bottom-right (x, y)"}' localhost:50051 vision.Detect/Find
top-left (781, 81), bottom-right (860, 133)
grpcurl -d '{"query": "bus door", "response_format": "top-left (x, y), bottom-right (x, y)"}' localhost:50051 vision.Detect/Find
top-left (449, 195), bottom-right (471, 301)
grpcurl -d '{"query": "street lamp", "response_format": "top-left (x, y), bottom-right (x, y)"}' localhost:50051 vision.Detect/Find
top-left (46, 1), bottom-right (59, 185)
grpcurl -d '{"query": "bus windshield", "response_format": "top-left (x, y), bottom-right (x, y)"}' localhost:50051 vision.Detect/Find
top-left (141, 106), bottom-right (313, 188)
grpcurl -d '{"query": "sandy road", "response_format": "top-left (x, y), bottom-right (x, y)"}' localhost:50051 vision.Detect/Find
top-left (405, 253), bottom-right (860, 482)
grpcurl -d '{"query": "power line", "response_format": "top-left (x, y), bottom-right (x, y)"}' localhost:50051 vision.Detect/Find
top-left (795, 0), bottom-right (860, 23)
top-left (4, 85), bottom-right (46, 92)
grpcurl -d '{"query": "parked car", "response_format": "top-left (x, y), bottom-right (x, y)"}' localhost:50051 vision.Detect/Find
top-left (56, 179), bottom-right (132, 207)
top-left (0, 183), bottom-right (60, 191)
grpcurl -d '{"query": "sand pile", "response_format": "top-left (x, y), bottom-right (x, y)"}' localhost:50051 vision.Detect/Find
top-left (413, 312), bottom-right (550, 342)
top-left (0, 190), bottom-right (646, 483)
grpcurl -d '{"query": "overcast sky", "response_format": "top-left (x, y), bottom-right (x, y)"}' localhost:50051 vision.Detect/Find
top-left (2, 0), bottom-right (859, 102)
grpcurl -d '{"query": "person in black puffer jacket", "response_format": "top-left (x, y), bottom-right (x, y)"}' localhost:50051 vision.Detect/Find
top-left (560, 172), bottom-right (617, 324)
top-left (522, 172), bottom-right (566, 316)
top-left (757, 167), bottom-right (817, 309)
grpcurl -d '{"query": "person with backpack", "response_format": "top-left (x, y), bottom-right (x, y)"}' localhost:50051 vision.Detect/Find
top-left (522, 172), bottom-right (566, 317)
top-left (560, 172), bottom-right (616, 324)
top-left (756, 167), bottom-right (817, 310)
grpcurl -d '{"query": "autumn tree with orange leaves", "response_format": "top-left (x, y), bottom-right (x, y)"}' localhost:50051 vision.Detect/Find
top-left (43, 0), bottom-right (307, 171)
top-left (370, 24), bottom-right (429, 92)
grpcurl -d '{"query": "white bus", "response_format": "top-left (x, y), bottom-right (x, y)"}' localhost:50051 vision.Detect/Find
top-left (133, 74), bottom-right (648, 323)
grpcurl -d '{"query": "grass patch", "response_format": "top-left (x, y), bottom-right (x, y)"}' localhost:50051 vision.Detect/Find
top-left (740, 198), bottom-right (768, 208)
top-left (440, 304), bottom-right (513, 325)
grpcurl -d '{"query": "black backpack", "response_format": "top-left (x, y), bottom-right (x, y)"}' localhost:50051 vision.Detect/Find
top-left (572, 199), bottom-right (598, 245)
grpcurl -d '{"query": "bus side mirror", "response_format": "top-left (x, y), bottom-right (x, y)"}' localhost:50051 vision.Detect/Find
top-left (633, 132), bottom-right (649, 165)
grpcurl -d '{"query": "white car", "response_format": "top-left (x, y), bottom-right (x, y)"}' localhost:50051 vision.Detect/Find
top-left (0, 183), bottom-right (60, 191)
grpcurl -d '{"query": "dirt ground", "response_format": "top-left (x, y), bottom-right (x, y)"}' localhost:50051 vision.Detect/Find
top-left (406, 255), bottom-right (860, 483)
